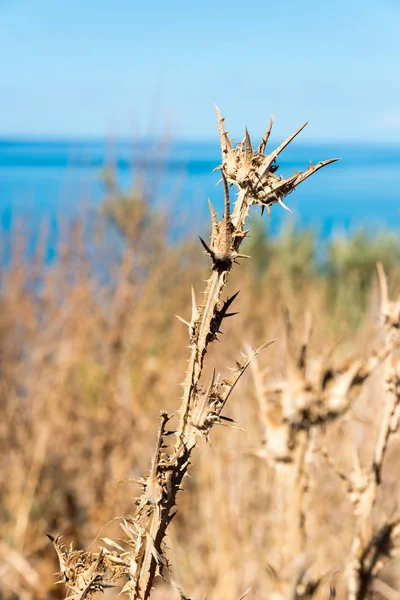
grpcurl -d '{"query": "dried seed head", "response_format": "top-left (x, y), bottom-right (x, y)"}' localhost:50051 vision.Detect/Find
top-left (214, 106), bottom-right (339, 216)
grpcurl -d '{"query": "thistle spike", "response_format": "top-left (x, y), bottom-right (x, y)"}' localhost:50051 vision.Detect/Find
top-left (175, 315), bottom-right (190, 328)
top-left (208, 199), bottom-right (218, 239)
top-left (222, 172), bottom-right (231, 224)
top-left (191, 286), bottom-right (199, 321)
top-left (245, 128), bottom-right (253, 164)
top-left (277, 198), bottom-right (293, 213)
top-left (219, 171), bottom-right (234, 260)
top-left (46, 535), bottom-right (67, 575)
top-left (217, 291), bottom-right (240, 324)
top-left (224, 290), bottom-right (240, 308)
top-left (268, 173), bottom-right (299, 194)
top-left (206, 368), bottom-right (216, 398)
top-left (258, 115), bottom-right (274, 153)
top-left (199, 237), bottom-right (215, 259)
top-left (260, 121), bottom-right (309, 177)
top-left (259, 158), bottom-right (340, 211)
top-left (290, 158), bottom-right (340, 187)
top-left (214, 104), bottom-right (233, 156)
top-left (235, 252), bottom-right (251, 260)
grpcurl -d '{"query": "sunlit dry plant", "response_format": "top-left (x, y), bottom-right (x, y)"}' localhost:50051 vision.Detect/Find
top-left (343, 264), bottom-right (400, 600)
top-left (249, 311), bottom-right (390, 598)
top-left (49, 107), bottom-right (337, 599)
top-left (245, 260), bottom-right (400, 599)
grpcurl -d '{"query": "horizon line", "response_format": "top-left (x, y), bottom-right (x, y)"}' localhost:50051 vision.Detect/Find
top-left (0, 135), bottom-right (400, 147)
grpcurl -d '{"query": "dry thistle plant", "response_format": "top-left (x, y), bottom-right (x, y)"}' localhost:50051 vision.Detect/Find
top-left (249, 313), bottom-right (390, 598)
top-left (48, 107), bottom-right (337, 599)
top-left (248, 265), bottom-right (400, 599)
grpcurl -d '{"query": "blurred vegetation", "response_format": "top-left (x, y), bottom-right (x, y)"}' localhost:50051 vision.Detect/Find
top-left (325, 229), bottom-right (400, 326)
top-left (101, 178), bottom-right (400, 332)
top-left (244, 216), bottom-right (400, 329)
top-left (100, 179), bottom-right (400, 332)
top-left (2, 172), bottom-right (400, 599)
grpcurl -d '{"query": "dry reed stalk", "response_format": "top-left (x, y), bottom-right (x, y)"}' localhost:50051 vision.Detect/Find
top-left (48, 108), bottom-right (337, 599)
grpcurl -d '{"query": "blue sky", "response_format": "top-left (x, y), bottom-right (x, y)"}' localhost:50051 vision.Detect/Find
top-left (1, 0), bottom-right (399, 141)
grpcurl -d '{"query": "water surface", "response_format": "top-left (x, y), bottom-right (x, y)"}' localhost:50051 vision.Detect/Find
top-left (0, 138), bottom-right (399, 247)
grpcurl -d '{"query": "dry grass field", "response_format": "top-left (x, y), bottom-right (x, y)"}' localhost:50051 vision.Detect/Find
top-left (2, 110), bottom-right (400, 600)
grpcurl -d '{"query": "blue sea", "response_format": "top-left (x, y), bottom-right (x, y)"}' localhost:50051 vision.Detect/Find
top-left (0, 138), bottom-right (399, 250)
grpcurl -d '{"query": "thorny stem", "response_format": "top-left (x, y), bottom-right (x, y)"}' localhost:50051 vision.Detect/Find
top-left (49, 108), bottom-right (337, 600)
top-left (176, 187), bottom-right (252, 447)
top-left (231, 188), bottom-right (248, 230)
top-left (176, 269), bottom-right (227, 445)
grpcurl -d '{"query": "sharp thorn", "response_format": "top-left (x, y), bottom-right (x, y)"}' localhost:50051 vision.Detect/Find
top-left (278, 198), bottom-right (293, 213)
top-left (258, 115), bottom-right (274, 153)
top-left (175, 315), bottom-right (190, 327)
top-left (199, 237), bottom-right (214, 257)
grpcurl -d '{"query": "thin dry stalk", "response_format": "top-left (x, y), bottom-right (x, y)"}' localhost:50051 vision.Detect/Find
top-left (345, 264), bottom-right (400, 600)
